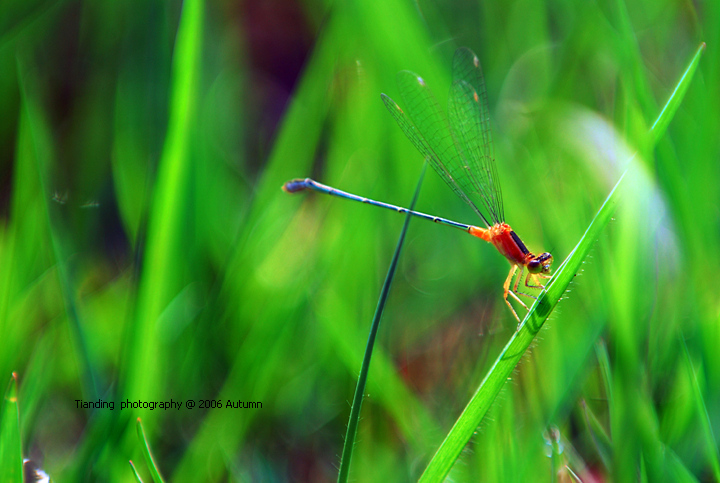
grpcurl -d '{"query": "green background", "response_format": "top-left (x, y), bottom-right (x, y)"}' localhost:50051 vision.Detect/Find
top-left (0, 0), bottom-right (717, 481)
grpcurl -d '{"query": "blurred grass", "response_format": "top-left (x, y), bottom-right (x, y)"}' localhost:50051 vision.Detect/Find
top-left (0, 373), bottom-right (21, 482)
top-left (0, 0), bottom-right (717, 481)
top-left (135, 417), bottom-right (166, 483)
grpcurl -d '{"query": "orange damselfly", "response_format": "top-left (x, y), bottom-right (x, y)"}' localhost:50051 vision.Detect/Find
top-left (283, 47), bottom-right (553, 322)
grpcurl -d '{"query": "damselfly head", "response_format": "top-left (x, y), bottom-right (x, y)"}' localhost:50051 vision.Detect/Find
top-left (528, 252), bottom-right (553, 274)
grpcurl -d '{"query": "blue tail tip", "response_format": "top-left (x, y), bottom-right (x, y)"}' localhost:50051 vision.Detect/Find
top-left (282, 179), bottom-right (307, 193)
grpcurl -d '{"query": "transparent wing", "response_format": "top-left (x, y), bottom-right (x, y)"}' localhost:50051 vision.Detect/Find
top-left (382, 68), bottom-right (494, 227)
top-left (449, 47), bottom-right (504, 223)
top-left (381, 87), bottom-right (490, 226)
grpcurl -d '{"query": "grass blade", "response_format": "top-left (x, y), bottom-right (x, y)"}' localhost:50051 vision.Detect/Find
top-left (129, 460), bottom-right (145, 483)
top-left (16, 61), bottom-right (100, 401)
top-left (651, 43), bottom-right (706, 144)
top-left (0, 373), bottom-right (22, 483)
top-left (680, 337), bottom-right (720, 481)
top-left (120, 0), bottom-right (203, 405)
top-left (136, 418), bottom-right (166, 483)
top-left (337, 167), bottom-right (426, 483)
top-left (418, 42), bottom-right (705, 483)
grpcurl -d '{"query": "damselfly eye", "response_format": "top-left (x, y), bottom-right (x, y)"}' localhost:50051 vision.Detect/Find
top-left (527, 259), bottom-right (542, 273)
top-left (529, 253), bottom-right (553, 274)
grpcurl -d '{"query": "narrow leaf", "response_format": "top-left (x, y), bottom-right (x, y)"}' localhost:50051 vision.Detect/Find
top-left (136, 418), bottom-right (166, 483)
top-left (337, 168), bottom-right (426, 483)
top-left (0, 373), bottom-right (22, 483)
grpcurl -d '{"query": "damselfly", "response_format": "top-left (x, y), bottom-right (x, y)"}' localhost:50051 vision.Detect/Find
top-left (283, 47), bottom-right (553, 322)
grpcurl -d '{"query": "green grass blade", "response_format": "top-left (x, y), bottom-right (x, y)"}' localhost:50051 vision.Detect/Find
top-left (16, 62), bottom-right (101, 401)
top-left (664, 444), bottom-right (701, 482)
top-left (136, 418), bottom-right (166, 483)
top-left (0, 373), bottom-right (22, 483)
top-left (651, 43), bottom-right (706, 144)
top-left (129, 460), bottom-right (145, 483)
top-left (584, 341), bottom-right (613, 468)
top-left (418, 43), bottom-right (705, 483)
top-left (120, 0), bottom-right (203, 403)
top-left (680, 337), bottom-right (720, 481)
top-left (337, 167), bottom-right (426, 483)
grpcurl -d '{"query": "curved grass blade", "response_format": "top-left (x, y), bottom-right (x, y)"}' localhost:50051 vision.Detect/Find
top-left (136, 418), bottom-right (166, 483)
top-left (129, 460), bottom-right (145, 483)
top-left (418, 42), bottom-right (705, 483)
top-left (337, 167), bottom-right (426, 483)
